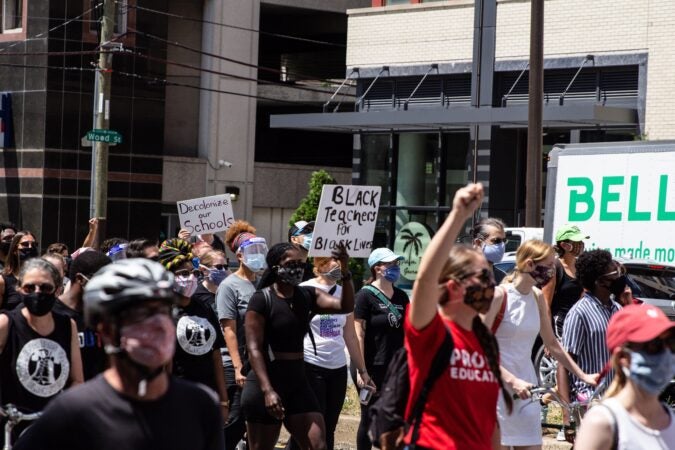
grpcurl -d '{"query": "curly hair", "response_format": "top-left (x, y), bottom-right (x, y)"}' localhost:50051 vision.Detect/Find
top-left (224, 220), bottom-right (257, 252)
top-left (158, 238), bottom-right (193, 273)
top-left (575, 249), bottom-right (613, 291)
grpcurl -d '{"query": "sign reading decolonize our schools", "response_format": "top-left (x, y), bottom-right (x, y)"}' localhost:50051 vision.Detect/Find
top-left (309, 185), bottom-right (381, 258)
top-left (177, 194), bottom-right (235, 236)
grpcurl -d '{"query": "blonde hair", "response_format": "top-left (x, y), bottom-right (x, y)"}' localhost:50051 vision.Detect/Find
top-left (200, 250), bottom-right (226, 267)
top-left (503, 239), bottom-right (555, 283)
top-left (312, 257), bottom-right (339, 277)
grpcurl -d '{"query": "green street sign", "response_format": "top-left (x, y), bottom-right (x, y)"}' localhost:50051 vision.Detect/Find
top-left (86, 129), bottom-right (122, 144)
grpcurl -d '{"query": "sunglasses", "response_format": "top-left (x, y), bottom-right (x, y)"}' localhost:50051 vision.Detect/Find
top-left (460, 268), bottom-right (495, 285)
top-left (19, 241), bottom-right (37, 248)
top-left (484, 237), bottom-right (508, 245)
top-left (174, 269), bottom-right (199, 278)
top-left (22, 283), bottom-right (56, 294)
top-left (627, 334), bottom-right (675, 355)
top-left (205, 264), bottom-right (227, 271)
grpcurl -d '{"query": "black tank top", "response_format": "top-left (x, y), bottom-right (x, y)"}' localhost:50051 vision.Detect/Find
top-left (1, 273), bottom-right (22, 310)
top-left (0, 308), bottom-right (73, 412)
top-left (551, 265), bottom-right (583, 317)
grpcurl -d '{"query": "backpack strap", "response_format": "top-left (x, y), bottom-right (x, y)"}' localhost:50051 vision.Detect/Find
top-left (407, 327), bottom-right (454, 447)
top-left (490, 288), bottom-right (508, 334)
top-left (363, 285), bottom-right (402, 323)
top-left (596, 403), bottom-right (619, 450)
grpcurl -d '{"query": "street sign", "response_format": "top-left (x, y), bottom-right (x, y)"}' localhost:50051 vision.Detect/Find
top-left (86, 129), bottom-right (122, 144)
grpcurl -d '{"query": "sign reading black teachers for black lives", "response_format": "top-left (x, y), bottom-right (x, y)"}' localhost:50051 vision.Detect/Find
top-left (177, 194), bottom-right (235, 236)
top-left (309, 185), bottom-right (381, 258)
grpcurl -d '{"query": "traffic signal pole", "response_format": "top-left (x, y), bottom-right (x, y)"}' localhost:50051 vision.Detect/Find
top-left (91, 0), bottom-right (115, 242)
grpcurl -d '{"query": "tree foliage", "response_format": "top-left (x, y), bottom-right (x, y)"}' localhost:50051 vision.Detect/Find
top-left (290, 170), bottom-right (365, 288)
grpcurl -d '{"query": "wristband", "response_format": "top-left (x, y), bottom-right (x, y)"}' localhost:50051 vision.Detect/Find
top-left (220, 400), bottom-right (230, 408)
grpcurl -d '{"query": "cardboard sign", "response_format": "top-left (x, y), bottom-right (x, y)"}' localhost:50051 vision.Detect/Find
top-left (177, 194), bottom-right (235, 236)
top-left (309, 185), bottom-right (381, 258)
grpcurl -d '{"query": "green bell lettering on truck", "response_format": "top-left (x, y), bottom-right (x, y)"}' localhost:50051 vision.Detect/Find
top-left (567, 175), bottom-right (675, 222)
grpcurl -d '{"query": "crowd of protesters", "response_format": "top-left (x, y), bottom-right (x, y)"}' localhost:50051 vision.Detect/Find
top-left (0, 180), bottom-right (673, 450)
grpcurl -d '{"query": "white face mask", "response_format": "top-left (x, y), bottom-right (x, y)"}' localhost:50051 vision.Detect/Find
top-left (174, 274), bottom-right (198, 298)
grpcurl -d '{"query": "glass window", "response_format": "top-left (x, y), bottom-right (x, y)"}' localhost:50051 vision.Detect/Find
top-left (361, 134), bottom-right (391, 206)
top-left (386, 0), bottom-right (411, 5)
top-left (443, 133), bottom-right (469, 206)
top-left (2, 0), bottom-right (23, 32)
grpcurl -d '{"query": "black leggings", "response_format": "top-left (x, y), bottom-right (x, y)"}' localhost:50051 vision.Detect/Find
top-left (286, 363), bottom-right (347, 450)
top-left (352, 364), bottom-right (387, 450)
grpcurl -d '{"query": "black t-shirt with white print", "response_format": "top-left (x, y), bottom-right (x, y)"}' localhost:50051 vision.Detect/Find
top-left (354, 285), bottom-right (409, 368)
top-left (172, 299), bottom-right (225, 390)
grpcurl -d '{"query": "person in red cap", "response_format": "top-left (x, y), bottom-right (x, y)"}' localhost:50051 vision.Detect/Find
top-left (575, 304), bottom-right (675, 449)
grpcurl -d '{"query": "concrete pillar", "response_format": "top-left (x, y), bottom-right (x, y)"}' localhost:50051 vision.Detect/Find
top-left (396, 133), bottom-right (426, 229)
top-left (199, 0), bottom-right (260, 221)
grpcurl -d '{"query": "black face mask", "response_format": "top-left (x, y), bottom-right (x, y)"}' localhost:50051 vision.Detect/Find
top-left (463, 282), bottom-right (496, 314)
top-left (23, 292), bottom-right (57, 316)
top-left (19, 247), bottom-right (38, 261)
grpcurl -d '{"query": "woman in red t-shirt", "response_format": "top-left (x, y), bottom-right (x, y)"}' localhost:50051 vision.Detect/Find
top-left (405, 183), bottom-right (512, 450)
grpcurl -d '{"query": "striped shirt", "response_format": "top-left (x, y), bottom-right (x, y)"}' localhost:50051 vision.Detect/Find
top-left (562, 293), bottom-right (621, 396)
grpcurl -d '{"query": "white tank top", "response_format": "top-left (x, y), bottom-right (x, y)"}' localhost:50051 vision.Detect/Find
top-left (598, 397), bottom-right (675, 450)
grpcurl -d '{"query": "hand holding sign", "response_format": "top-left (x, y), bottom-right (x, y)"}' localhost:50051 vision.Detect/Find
top-left (310, 185), bottom-right (381, 258)
top-left (177, 194), bottom-right (235, 236)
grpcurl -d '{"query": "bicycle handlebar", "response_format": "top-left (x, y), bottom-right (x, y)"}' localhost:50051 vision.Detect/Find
top-left (0, 404), bottom-right (42, 422)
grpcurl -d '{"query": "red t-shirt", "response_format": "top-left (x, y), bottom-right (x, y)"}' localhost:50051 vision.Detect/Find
top-left (404, 313), bottom-right (499, 449)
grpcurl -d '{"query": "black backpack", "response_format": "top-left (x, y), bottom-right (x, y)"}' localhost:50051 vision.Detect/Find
top-left (367, 329), bottom-right (454, 450)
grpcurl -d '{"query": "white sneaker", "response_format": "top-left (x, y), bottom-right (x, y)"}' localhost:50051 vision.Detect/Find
top-left (556, 428), bottom-right (567, 441)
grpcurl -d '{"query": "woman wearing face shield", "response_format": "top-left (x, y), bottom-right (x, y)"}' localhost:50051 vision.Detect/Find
top-left (158, 239), bottom-right (229, 426)
top-left (399, 183), bottom-right (514, 449)
top-left (0, 258), bottom-right (83, 443)
top-left (486, 240), bottom-right (597, 450)
top-left (575, 304), bottom-right (675, 450)
top-left (242, 242), bottom-right (354, 450)
top-left (217, 221), bottom-right (268, 450)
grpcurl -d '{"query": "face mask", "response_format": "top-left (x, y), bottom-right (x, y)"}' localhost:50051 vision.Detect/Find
top-left (19, 246), bottom-right (38, 262)
top-left (383, 265), bottom-right (401, 283)
top-left (120, 314), bottom-right (176, 370)
top-left (207, 268), bottom-right (228, 286)
top-left (277, 262), bottom-right (305, 286)
top-left (321, 265), bottom-right (342, 283)
top-left (462, 282), bottom-right (496, 314)
top-left (624, 349), bottom-right (674, 396)
top-left (482, 242), bottom-right (505, 264)
top-left (174, 274), bottom-right (198, 298)
top-left (23, 292), bottom-right (57, 316)
top-left (243, 253), bottom-right (267, 272)
top-left (301, 233), bottom-right (313, 251)
top-left (528, 264), bottom-right (555, 287)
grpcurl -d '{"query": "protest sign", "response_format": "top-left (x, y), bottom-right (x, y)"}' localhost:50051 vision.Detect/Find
top-left (309, 185), bottom-right (381, 258)
top-left (177, 194), bottom-right (235, 236)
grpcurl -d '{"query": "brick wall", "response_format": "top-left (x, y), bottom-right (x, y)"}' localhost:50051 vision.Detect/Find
top-left (347, 0), bottom-right (675, 138)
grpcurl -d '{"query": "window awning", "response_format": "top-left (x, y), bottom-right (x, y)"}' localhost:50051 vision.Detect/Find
top-left (270, 105), bottom-right (637, 133)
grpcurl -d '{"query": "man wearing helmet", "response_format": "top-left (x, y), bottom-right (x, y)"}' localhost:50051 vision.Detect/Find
top-left (15, 258), bottom-right (224, 450)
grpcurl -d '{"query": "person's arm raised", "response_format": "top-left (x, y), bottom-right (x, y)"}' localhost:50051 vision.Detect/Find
top-left (409, 183), bottom-right (484, 330)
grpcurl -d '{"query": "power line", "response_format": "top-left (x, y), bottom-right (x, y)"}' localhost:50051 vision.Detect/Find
top-left (124, 48), bottom-right (353, 97)
top-left (120, 2), bottom-right (346, 49)
top-left (127, 27), bottom-right (353, 89)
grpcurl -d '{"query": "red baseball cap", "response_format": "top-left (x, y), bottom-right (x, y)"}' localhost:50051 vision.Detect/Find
top-left (606, 304), bottom-right (675, 351)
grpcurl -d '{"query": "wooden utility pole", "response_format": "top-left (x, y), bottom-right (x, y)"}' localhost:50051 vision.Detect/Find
top-left (92, 0), bottom-right (115, 241)
top-left (525, 0), bottom-right (544, 226)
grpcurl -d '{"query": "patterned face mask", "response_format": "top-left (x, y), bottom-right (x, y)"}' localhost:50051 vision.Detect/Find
top-left (277, 261), bottom-right (305, 286)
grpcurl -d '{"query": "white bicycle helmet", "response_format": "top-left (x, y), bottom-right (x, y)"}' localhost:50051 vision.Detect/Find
top-left (84, 258), bottom-right (175, 327)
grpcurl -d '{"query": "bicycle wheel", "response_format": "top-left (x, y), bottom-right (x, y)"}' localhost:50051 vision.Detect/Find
top-left (534, 344), bottom-right (557, 386)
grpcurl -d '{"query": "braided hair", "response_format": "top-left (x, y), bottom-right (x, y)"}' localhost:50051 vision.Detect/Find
top-left (257, 242), bottom-right (297, 289)
top-left (158, 238), bottom-right (193, 273)
top-left (472, 315), bottom-right (513, 413)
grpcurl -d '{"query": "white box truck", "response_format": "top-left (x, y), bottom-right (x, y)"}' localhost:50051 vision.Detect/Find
top-left (544, 140), bottom-right (675, 263)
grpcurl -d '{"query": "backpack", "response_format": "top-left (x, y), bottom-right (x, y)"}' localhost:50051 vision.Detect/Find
top-left (367, 328), bottom-right (454, 450)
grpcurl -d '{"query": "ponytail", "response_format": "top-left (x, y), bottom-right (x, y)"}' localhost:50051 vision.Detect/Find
top-left (472, 316), bottom-right (513, 414)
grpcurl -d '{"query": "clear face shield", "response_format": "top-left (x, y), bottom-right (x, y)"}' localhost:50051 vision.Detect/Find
top-left (239, 237), bottom-right (269, 272)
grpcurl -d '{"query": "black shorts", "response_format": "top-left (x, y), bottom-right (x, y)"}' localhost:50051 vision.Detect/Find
top-left (241, 359), bottom-right (320, 424)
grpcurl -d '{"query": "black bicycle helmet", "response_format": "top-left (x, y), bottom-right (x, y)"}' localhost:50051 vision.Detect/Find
top-left (83, 258), bottom-right (175, 327)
